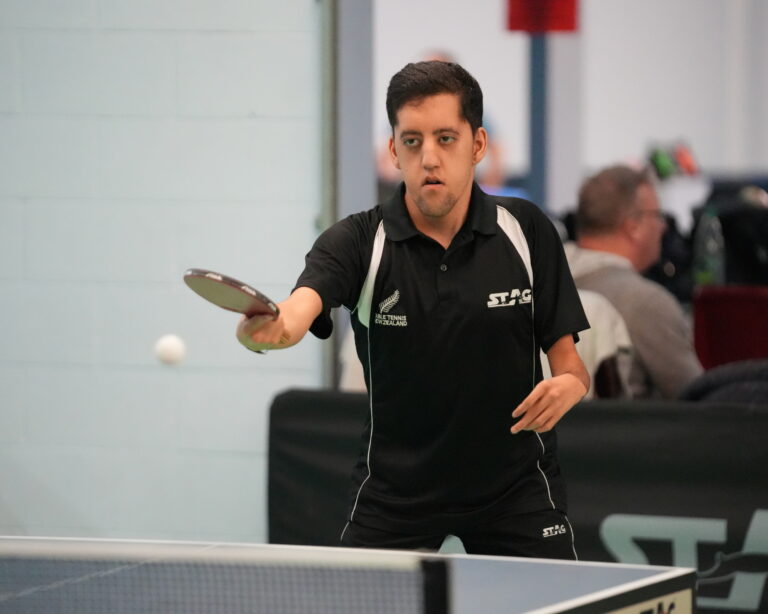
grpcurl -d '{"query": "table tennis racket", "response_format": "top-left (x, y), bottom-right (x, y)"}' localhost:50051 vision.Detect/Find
top-left (183, 268), bottom-right (289, 348)
top-left (184, 268), bottom-right (280, 318)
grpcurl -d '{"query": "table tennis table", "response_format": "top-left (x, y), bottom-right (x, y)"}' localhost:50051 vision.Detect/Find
top-left (0, 536), bottom-right (695, 613)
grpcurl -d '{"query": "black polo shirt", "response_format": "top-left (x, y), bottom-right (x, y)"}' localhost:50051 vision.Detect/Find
top-left (295, 183), bottom-right (588, 534)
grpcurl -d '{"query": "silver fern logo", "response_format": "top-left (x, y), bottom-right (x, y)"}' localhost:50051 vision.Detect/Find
top-left (374, 289), bottom-right (407, 327)
top-left (378, 290), bottom-right (399, 313)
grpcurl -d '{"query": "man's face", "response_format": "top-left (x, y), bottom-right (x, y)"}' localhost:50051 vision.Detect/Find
top-left (632, 183), bottom-right (667, 272)
top-left (388, 93), bottom-right (486, 222)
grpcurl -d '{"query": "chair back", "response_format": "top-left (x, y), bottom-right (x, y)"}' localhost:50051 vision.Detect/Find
top-left (679, 359), bottom-right (768, 402)
top-left (543, 290), bottom-right (633, 399)
top-left (694, 285), bottom-right (768, 369)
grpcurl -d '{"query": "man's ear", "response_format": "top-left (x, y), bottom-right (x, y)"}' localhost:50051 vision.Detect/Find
top-left (388, 136), bottom-right (401, 170)
top-left (621, 213), bottom-right (642, 242)
top-left (472, 127), bottom-right (488, 165)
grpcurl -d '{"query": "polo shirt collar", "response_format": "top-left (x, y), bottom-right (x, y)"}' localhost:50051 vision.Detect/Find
top-left (382, 182), bottom-right (498, 241)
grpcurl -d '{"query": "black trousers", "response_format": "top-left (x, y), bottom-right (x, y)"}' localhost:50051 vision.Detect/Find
top-left (340, 508), bottom-right (577, 559)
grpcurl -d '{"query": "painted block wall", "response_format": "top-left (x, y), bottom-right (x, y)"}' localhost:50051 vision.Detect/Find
top-left (0, 0), bottom-right (323, 543)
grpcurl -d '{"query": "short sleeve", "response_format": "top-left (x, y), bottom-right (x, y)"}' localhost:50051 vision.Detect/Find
top-left (525, 204), bottom-right (590, 352)
top-left (294, 210), bottom-right (379, 339)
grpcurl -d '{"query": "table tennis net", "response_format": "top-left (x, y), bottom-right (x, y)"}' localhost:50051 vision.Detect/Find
top-left (0, 540), bottom-right (447, 614)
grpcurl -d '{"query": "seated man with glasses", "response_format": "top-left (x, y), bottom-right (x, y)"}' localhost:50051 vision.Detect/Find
top-left (564, 165), bottom-right (703, 399)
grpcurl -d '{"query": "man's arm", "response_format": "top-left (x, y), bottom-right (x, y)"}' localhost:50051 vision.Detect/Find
top-left (511, 334), bottom-right (589, 434)
top-left (629, 286), bottom-right (703, 398)
top-left (236, 286), bottom-right (323, 352)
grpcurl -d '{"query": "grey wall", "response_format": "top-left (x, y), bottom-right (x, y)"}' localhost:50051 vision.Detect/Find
top-left (0, 1), bottom-right (323, 542)
top-left (582, 0), bottom-right (767, 176)
top-left (337, 0), bottom-right (374, 219)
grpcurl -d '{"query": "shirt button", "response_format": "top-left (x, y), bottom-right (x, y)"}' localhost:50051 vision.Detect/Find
top-left (439, 264), bottom-right (448, 272)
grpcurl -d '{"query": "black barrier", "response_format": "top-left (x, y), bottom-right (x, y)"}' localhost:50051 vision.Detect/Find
top-left (268, 389), bottom-right (768, 614)
top-left (268, 389), bottom-right (368, 547)
top-left (557, 400), bottom-right (768, 614)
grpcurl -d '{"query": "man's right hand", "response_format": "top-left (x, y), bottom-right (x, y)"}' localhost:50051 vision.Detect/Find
top-left (236, 314), bottom-right (287, 352)
top-left (235, 286), bottom-right (323, 353)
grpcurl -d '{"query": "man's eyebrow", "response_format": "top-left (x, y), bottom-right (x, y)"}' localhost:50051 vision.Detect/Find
top-left (398, 127), bottom-right (460, 137)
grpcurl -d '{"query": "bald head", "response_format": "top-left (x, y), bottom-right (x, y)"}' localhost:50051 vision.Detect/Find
top-left (575, 165), bottom-right (666, 272)
top-left (576, 165), bottom-right (654, 237)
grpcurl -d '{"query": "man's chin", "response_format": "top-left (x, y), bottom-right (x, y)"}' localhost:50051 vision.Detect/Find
top-left (415, 194), bottom-right (456, 219)
top-left (417, 205), bottom-right (454, 219)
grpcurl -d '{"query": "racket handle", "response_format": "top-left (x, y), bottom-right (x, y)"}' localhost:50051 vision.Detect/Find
top-left (236, 323), bottom-right (290, 354)
top-left (253, 333), bottom-right (291, 354)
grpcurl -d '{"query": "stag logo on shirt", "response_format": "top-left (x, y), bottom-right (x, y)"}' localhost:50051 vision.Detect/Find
top-left (542, 524), bottom-right (566, 538)
top-left (487, 288), bottom-right (532, 308)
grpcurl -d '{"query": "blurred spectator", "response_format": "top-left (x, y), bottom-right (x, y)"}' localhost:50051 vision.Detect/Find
top-left (564, 165), bottom-right (703, 399)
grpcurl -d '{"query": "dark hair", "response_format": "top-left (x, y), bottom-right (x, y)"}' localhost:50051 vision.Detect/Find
top-left (576, 165), bottom-right (654, 235)
top-left (386, 61), bottom-right (483, 133)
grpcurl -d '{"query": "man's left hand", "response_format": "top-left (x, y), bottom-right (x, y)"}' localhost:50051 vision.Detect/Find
top-left (511, 373), bottom-right (587, 434)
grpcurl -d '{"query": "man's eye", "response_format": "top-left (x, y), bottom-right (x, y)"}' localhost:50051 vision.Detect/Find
top-left (439, 135), bottom-right (456, 144)
top-left (403, 138), bottom-right (419, 147)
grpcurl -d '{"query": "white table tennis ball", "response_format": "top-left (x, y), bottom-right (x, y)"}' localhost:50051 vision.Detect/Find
top-left (155, 334), bottom-right (186, 365)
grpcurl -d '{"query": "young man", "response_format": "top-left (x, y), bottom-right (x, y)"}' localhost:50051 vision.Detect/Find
top-left (239, 61), bottom-right (589, 558)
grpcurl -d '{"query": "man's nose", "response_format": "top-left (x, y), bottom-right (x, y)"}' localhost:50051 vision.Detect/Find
top-left (421, 141), bottom-right (439, 169)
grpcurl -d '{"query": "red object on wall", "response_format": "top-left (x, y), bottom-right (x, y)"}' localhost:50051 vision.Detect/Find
top-left (508, 0), bottom-right (578, 33)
